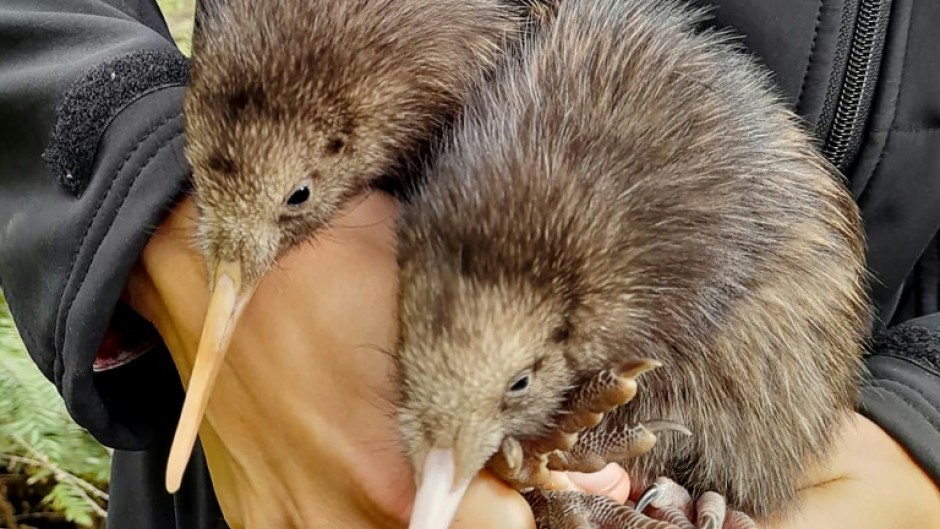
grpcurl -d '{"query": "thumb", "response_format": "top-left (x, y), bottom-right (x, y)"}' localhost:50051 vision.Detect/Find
top-left (564, 464), bottom-right (632, 504)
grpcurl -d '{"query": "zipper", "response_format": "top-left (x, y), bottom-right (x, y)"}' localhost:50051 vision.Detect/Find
top-left (819, 0), bottom-right (893, 174)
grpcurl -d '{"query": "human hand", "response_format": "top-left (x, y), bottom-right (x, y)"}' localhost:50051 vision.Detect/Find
top-left (760, 412), bottom-right (940, 529)
top-left (123, 191), bottom-right (632, 529)
top-left (600, 412), bottom-right (940, 529)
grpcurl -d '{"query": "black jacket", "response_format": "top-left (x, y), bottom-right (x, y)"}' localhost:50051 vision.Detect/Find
top-left (1, 0), bottom-right (937, 527)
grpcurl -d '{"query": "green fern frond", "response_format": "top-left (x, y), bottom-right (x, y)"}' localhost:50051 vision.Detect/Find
top-left (44, 482), bottom-right (97, 527)
top-left (1, 293), bottom-right (111, 526)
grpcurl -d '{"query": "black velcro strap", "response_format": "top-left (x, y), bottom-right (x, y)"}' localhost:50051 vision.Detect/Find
top-left (42, 49), bottom-right (190, 196)
top-left (870, 316), bottom-right (940, 376)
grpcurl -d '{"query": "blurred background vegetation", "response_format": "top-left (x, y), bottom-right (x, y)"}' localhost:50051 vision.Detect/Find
top-left (1, 1), bottom-right (195, 527)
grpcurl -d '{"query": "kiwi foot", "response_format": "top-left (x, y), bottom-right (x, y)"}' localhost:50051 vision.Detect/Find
top-left (486, 358), bottom-right (663, 489)
top-left (547, 420), bottom-right (690, 474)
top-left (524, 488), bottom-right (681, 529)
top-left (520, 478), bottom-right (760, 529)
top-left (639, 478), bottom-right (760, 529)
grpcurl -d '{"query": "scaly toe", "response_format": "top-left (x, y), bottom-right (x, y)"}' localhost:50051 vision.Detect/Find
top-left (569, 358), bottom-right (660, 416)
top-left (525, 489), bottom-right (681, 529)
top-left (647, 477), bottom-right (694, 520)
top-left (695, 492), bottom-right (726, 529)
top-left (527, 428), bottom-right (581, 454)
top-left (652, 506), bottom-right (695, 529)
top-left (727, 511), bottom-right (759, 529)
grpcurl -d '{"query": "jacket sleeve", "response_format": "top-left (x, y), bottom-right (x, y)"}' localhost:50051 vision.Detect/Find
top-left (861, 240), bottom-right (940, 488)
top-left (0, 0), bottom-right (193, 450)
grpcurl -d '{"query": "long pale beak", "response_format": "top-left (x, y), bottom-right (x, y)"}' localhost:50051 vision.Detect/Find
top-left (165, 260), bottom-right (254, 493)
top-left (408, 448), bottom-right (473, 529)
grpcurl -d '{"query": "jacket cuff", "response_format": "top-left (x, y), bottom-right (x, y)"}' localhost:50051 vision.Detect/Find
top-left (860, 317), bottom-right (940, 489)
top-left (49, 71), bottom-right (193, 450)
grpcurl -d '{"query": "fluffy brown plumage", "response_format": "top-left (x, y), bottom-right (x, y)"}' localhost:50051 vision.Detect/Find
top-left (164, 0), bottom-right (531, 494)
top-left (184, 0), bottom-right (526, 285)
top-left (393, 0), bottom-right (871, 523)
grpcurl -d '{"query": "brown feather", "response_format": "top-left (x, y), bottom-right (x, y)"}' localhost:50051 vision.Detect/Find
top-left (184, 0), bottom-right (528, 284)
top-left (394, 0), bottom-right (871, 520)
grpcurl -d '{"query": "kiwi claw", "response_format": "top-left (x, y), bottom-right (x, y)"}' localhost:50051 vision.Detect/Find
top-left (524, 488), bottom-right (682, 529)
top-left (486, 437), bottom-right (525, 486)
top-left (641, 420), bottom-right (693, 437)
top-left (490, 359), bottom-right (671, 495)
top-left (635, 483), bottom-right (661, 513)
top-left (616, 357), bottom-right (663, 379)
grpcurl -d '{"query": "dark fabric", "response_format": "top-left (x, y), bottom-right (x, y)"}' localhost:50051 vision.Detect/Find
top-left (871, 316), bottom-right (940, 374)
top-left (0, 1), bottom-right (226, 527)
top-left (861, 315), bottom-right (940, 487)
top-left (0, 0), bottom-right (937, 527)
top-left (42, 49), bottom-right (190, 196)
top-left (107, 404), bottom-right (227, 529)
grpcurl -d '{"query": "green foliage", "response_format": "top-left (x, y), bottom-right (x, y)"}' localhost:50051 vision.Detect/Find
top-left (1, 294), bottom-right (110, 527)
top-left (157, 0), bottom-right (196, 56)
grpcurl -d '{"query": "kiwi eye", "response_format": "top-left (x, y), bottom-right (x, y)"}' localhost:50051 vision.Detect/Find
top-left (286, 185), bottom-right (310, 206)
top-left (326, 137), bottom-right (346, 155)
top-left (506, 371), bottom-right (532, 397)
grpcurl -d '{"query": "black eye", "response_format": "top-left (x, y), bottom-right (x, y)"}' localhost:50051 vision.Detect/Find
top-left (550, 324), bottom-right (571, 344)
top-left (207, 154), bottom-right (235, 174)
top-left (507, 372), bottom-right (532, 396)
top-left (287, 186), bottom-right (310, 206)
top-left (326, 137), bottom-right (345, 155)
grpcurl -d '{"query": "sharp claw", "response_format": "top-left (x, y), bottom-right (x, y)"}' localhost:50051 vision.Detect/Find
top-left (556, 358), bottom-right (662, 438)
top-left (501, 437), bottom-right (524, 471)
top-left (649, 477), bottom-right (694, 520)
top-left (635, 483), bottom-right (661, 513)
top-left (641, 420), bottom-right (693, 437)
top-left (592, 358), bottom-right (661, 413)
top-left (501, 359), bottom-right (670, 496)
top-left (615, 357), bottom-right (662, 379)
top-left (486, 437), bottom-right (528, 487)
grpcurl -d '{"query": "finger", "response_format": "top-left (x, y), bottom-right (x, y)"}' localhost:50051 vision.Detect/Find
top-left (566, 463), bottom-right (632, 504)
top-left (452, 471), bottom-right (536, 529)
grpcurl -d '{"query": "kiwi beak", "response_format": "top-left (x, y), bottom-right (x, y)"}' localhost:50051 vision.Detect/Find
top-left (408, 448), bottom-right (472, 529)
top-left (165, 260), bottom-right (254, 493)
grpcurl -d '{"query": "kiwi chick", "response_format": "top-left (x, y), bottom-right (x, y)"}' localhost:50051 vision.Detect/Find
top-left (164, 0), bottom-right (527, 493)
top-left (184, 0), bottom-right (527, 285)
top-left (393, 0), bottom-right (871, 526)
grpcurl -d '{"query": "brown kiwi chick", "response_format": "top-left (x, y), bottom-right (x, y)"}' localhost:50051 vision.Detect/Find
top-left (166, 0), bottom-right (528, 493)
top-left (393, 0), bottom-right (871, 527)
